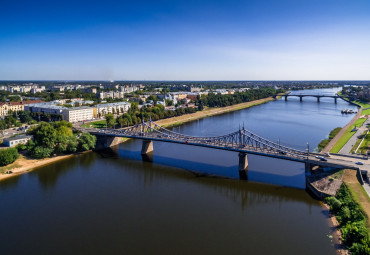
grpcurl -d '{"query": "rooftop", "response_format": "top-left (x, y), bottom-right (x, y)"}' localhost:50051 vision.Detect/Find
top-left (3, 134), bottom-right (33, 142)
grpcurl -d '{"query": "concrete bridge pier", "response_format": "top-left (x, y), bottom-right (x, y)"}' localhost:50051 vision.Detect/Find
top-left (141, 140), bottom-right (154, 162)
top-left (284, 95), bottom-right (288, 101)
top-left (94, 135), bottom-right (125, 150)
top-left (305, 162), bottom-right (313, 175)
top-left (317, 97), bottom-right (320, 103)
top-left (238, 152), bottom-right (248, 180)
top-left (299, 96), bottom-right (303, 102)
top-left (334, 97), bottom-right (337, 104)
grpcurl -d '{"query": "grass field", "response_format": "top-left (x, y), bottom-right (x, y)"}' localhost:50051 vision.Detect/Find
top-left (81, 120), bottom-right (108, 128)
top-left (330, 118), bottom-right (367, 153)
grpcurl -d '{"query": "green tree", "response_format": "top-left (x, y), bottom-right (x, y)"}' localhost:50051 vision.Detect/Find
top-left (105, 113), bottom-right (115, 128)
top-left (18, 111), bottom-right (33, 123)
top-left (30, 146), bottom-right (54, 158)
top-left (0, 147), bottom-right (19, 166)
top-left (78, 133), bottom-right (97, 151)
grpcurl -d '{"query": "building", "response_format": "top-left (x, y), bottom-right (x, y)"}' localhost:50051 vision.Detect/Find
top-left (94, 102), bottom-right (131, 117)
top-left (0, 100), bottom-right (44, 116)
top-left (3, 135), bottom-right (33, 147)
top-left (25, 102), bottom-right (94, 122)
top-left (62, 107), bottom-right (94, 122)
top-left (97, 91), bottom-right (125, 100)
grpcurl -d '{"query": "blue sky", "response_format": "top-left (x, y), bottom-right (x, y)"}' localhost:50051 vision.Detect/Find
top-left (1, 0), bottom-right (370, 80)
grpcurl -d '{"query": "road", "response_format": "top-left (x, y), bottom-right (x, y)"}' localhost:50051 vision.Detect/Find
top-left (339, 118), bottom-right (370, 154)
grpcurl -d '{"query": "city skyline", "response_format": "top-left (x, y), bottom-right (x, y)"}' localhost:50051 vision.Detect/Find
top-left (1, 0), bottom-right (370, 80)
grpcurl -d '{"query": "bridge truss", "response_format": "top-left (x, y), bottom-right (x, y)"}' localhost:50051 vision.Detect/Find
top-left (97, 120), bottom-right (310, 161)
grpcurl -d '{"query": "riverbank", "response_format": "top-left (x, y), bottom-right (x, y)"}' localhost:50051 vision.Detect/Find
top-left (156, 96), bottom-right (277, 127)
top-left (322, 169), bottom-right (370, 255)
top-left (0, 95), bottom-right (278, 182)
top-left (322, 105), bottom-right (363, 153)
top-left (0, 152), bottom-right (88, 182)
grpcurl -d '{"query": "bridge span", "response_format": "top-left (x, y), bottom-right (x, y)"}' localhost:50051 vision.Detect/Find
top-left (82, 119), bottom-right (359, 179)
top-left (277, 94), bottom-right (341, 103)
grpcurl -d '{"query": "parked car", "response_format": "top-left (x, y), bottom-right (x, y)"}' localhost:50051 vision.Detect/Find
top-left (356, 161), bottom-right (364, 165)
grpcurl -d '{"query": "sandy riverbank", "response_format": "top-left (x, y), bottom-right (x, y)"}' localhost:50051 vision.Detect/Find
top-left (0, 96), bottom-right (277, 182)
top-left (0, 153), bottom-right (87, 182)
top-left (157, 96), bottom-right (277, 127)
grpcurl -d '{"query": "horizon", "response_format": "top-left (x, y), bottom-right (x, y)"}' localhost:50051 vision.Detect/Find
top-left (1, 0), bottom-right (370, 80)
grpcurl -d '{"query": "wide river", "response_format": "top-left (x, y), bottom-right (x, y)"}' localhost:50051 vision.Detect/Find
top-left (0, 88), bottom-right (358, 255)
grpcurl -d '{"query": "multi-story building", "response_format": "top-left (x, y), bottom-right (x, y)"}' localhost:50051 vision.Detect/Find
top-left (0, 100), bottom-right (44, 116)
top-left (25, 102), bottom-right (65, 115)
top-left (94, 102), bottom-right (131, 117)
top-left (25, 102), bottom-right (94, 122)
top-left (97, 91), bottom-right (125, 100)
top-left (62, 107), bottom-right (94, 122)
top-left (119, 85), bottom-right (140, 93)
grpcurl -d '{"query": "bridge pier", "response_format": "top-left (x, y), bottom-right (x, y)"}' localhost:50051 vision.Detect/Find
top-left (141, 140), bottom-right (154, 161)
top-left (334, 97), bottom-right (337, 104)
top-left (141, 140), bottom-right (153, 155)
top-left (94, 135), bottom-right (125, 150)
top-left (284, 95), bottom-right (288, 101)
top-left (238, 152), bottom-right (248, 180)
top-left (299, 96), bottom-right (303, 102)
top-left (305, 162), bottom-right (313, 175)
top-left (317, 97), bottom-right (320, 103)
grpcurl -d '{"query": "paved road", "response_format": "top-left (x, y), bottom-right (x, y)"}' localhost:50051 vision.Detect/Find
top-left (339, 118), bottom-right (370, 154)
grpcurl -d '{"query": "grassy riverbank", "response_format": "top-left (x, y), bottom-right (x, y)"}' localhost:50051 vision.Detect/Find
top-left (317, 127), bottom-right (341, 151)
top-left (326, 170), bottom-right (370, 254)
top-left (330, 118), bottom-right (367, 153)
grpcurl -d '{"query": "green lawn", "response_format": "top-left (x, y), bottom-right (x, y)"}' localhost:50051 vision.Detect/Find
top-left (330, 118), bottom-right (367, 153)
top-left (362, 108), bottom-right (370, 115)
top-left (350, 130), bottom-right (368, 154)
top-left (81, 120), bottom-right (107, 128)
top-left (353, 100), bottom-right (370, 109)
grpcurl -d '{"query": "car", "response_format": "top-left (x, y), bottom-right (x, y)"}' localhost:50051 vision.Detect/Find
top-left (356, 161), bottom-right (364, 165)
top-left (316, 156), bottom-right (327, 161)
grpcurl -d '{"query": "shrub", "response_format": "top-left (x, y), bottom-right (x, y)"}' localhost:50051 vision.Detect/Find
top-left (0, 147), bottom-right (19, 166)
top-left (326, 184), bottom-right (370, 254)
top-left (325, 196), bottom-right (342, 212)
top-left (29, 146), bottom-right (54, 159)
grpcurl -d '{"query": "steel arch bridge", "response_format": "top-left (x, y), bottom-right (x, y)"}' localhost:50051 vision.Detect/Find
top-left (92, 119), bottom-right (310, 162)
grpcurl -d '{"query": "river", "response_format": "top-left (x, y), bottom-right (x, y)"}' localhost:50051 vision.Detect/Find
top-left (0, 88), bottom-right (358, 255)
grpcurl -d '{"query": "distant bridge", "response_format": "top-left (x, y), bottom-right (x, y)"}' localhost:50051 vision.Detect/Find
top-left (83, 119), bottom-right (359, 179)
top-left (274, 94), bottom-right (341, 103)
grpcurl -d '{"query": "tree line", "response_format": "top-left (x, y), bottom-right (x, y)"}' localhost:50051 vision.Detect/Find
top-left (20, 121), bottom-right (97, 158)
top-left (195, 87), bottom-right (283, 109)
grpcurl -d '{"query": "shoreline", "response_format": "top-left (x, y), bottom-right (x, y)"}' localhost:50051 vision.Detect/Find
top-left (322, 202), bottom-right (349, 255)
top-left (157, 96), bottom-right (277, 128)
top-left (0, 152), bottom-right (90, 182)
top-left (0, 95), bottom-right (278, 182)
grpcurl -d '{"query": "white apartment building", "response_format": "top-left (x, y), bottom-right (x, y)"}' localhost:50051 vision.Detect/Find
top-left (25, 103), bottom-right (93, 122)
top-left (62, 107), bottom-right (94, 122)
top-left (94, 102), bottom-right (131, 117)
